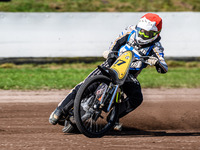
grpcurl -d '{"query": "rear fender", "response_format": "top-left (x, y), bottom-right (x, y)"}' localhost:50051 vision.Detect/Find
top-left (98, 51), bottom-right (134, 85)
top-left (97, 65), bottom-right (119, 85)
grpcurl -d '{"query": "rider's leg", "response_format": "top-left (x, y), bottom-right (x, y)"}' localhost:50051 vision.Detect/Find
top-left (113, 78), bottom-right (143, 130)
top-left (49, 61), bottom-right (111, 125)
top-left (118, 79), bottom-right (143, 118)
top-left (49, 83), bottom-right (82, 125)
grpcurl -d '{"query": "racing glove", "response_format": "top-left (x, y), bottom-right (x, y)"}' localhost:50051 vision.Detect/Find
top-left (103, 50), bottom-right (118, 59)
top-left (147, 56), bottom-right (159, 66)
top-left (103, 50), bottom-right (118, 67)
top-left (103, 50), bottom-right (109, 59)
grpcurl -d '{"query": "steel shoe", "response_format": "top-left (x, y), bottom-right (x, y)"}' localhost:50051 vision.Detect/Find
top-left (62, 119), bottom-right (74, 133)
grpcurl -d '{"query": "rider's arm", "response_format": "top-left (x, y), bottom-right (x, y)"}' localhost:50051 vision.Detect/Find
top-left (105, 25), bottom-right (134, 66)
top-left (152, 42), bottom-right (168, 73)
top-left (109, 25), bottom-right (134, 52)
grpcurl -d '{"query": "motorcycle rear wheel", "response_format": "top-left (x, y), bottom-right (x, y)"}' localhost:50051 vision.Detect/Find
top-left (74, 75), bottom-right (119, 138)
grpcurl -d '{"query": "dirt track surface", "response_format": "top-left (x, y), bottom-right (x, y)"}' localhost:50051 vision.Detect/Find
top-left (0, 89), bottom-right (200, 150)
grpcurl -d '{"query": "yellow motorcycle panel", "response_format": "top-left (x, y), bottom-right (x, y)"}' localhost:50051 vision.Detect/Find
top-left (111, 51), bottom-right (133, 80)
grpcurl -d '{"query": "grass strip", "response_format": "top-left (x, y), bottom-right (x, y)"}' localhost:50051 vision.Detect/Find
top-left (0, 63), bottom-right (199, 90)
top-left (138, 67), bottom-right (200, 88)
top-left (0, 0), bottom-right (199, 12)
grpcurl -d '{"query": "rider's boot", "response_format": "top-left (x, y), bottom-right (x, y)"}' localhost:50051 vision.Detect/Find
top-left (107, 110), bottom-right (123, 131)
top-left (112, 98), bottom-right (134, 131)
top-left (49, 107), bottom-right (63, 125)
top-left (113, 119), bottom-right (123, 131)
top-left (62, 108), bottom-right (76, 133)
top-left (62, 119), bottom-right (74, 133)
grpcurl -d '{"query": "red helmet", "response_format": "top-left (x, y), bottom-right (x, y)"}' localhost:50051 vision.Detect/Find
top-left (135, 13), bottom-right (162, 45)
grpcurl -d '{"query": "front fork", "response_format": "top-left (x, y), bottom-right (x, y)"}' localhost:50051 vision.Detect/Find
top-left (106, 84), bottom-right (120, 112)
top-left (97, 83), bottom-right (121, 113)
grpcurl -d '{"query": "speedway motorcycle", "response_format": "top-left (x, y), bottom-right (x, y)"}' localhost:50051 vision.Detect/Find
top-left (74, 50), bottom-right (151, 138)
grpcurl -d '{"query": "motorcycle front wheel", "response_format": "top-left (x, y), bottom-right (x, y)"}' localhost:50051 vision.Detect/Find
top-left (74, 75), bottom-right (119, 138)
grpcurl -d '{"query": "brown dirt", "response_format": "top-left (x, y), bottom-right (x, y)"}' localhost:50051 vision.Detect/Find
top-left (0, 89), bottom-right (200, 150)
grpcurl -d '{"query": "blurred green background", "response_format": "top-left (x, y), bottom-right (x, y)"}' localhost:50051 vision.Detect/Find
top-left (0, 0), bottom-right (199, 12)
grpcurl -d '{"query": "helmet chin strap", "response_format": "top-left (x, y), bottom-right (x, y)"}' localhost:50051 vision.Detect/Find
top-left (135, 37), bottom-right (146, 45)
top-left (134, 39), bottom-right (140, 46)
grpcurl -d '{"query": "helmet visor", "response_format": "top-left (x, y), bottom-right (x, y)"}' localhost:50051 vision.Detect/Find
top-left (136, 27), bottom-right (159, 40)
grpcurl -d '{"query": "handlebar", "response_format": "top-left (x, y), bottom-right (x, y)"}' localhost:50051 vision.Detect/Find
top-left (133, 56), bottom-right (152, 65)
top-left (109, 51), bottom-right (152, 66)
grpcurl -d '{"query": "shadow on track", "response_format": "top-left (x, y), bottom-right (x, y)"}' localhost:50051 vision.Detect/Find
top-left (0, 129), bottom-right (5, 132)
top-left (63, 126), bottom-right (200, 137)
top-left (106, 127), bottom-right (200, 137)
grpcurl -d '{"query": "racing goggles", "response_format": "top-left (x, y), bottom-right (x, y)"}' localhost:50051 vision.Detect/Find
top-left (136, 27), bottom-right (160, 40)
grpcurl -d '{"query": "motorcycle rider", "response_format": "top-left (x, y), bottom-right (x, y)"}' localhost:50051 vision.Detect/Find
top-left (49, 13), bottom-right (168, 132)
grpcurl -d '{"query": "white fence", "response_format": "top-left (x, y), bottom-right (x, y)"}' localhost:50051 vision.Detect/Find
top-left (0, 12), bottom-right (199, 58)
